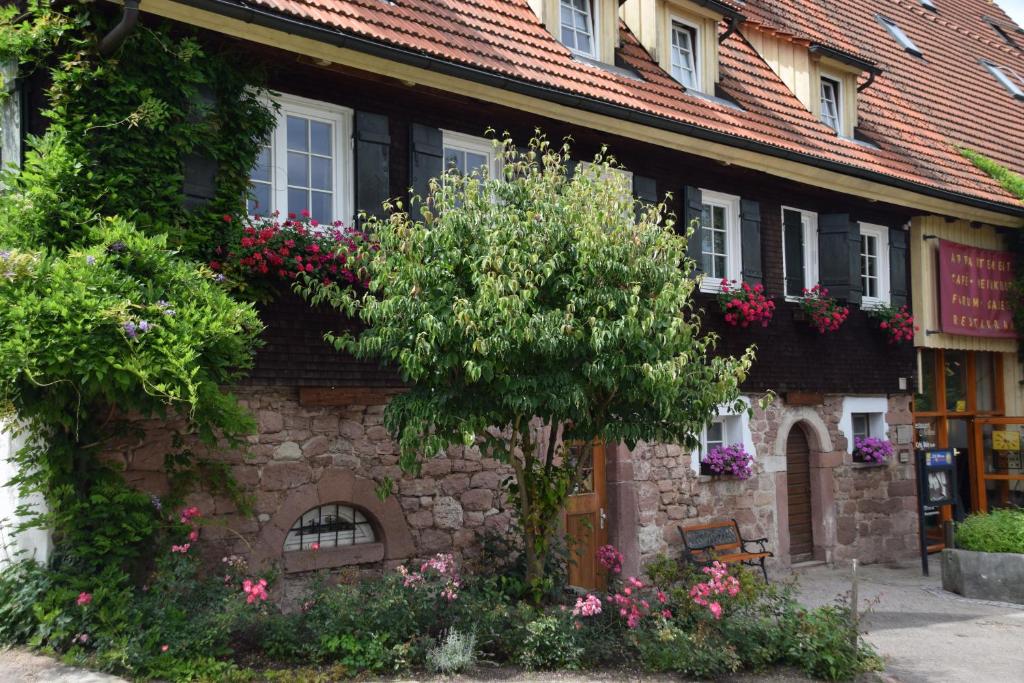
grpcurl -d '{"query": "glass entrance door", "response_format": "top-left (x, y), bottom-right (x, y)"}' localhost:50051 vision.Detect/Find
top-left (972, 418), bottom-right (1024, 511)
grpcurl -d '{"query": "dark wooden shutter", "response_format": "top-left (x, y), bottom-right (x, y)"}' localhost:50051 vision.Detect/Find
top-left (632, 174), bottom-right (657, 220)
top-left (683, 186), bottom-right (704, 273)
top-left (783, 208), bottom-right (805, 297)
top-left (739, 199), bottom-right (763, 287)
top-left (354, 111), bottom-right (390, 222)
top-left (818, 213), bottom-right (861, 304)
top-left (889, 227), bottom-right (908, 307)
top-left (409, 123), bottom-right (443, 221)
top-left (182, 86), bottom-right (218, 210)
top-left (565, 158), bottom-right (577, 179)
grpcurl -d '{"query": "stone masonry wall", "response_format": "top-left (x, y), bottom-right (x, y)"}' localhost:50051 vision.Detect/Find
top-left (104, 386), bottom-right (515, 574)
top-left (630, 393), bottom-right (918, 571)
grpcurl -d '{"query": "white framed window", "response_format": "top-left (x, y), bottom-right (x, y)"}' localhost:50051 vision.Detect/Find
top-left (691, 397), bottom-right (756, 474)
top-left (859, 222), bottom-right (890, 306)
top-left (781, 207), bottom-right (819, 299)
top-left (838, 397), bottom-right (889, 454)
top-left (441, 131), bottom-right (499, 178)
top-left (284, 503), bottom-right (375, 552)
top-left (981, 60), bottom-right (1024, 100)
top-left (248, 94), bottom-right (354, 224)
top-left (560, 0), bottom-right (596, 58)
top-left (820, 76), bottom-right (842, 133)
top-left (670, 18), bottom-right (700, 90)
top-left (699, 190), bottom-right (741, 292)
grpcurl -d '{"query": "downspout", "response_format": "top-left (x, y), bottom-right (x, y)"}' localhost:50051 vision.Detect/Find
top-left (98, 0), bottom-right (141, 56)
top-left (857, 70), bottom-right (878, 93)
top-left (719, 15), bottom-right (742, 44)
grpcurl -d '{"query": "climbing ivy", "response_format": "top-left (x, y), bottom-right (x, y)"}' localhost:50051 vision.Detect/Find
top-left (0, 1), bottom-right (273, 577)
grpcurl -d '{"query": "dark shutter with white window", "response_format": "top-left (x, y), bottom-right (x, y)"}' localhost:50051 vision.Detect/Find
top-left (818, 213), bottom-right (861, 304)
top-left (889, 227), bottom-right (908, 307)
top-left (632, 175), bottom-right (657, 219)
top-left (683, 186), bottom-right (704, 273)
top-left (354, 111), bottom-right (390, 221)
top-left (783, 209), bottom-right (805, 297)
top-left (739, 199), bottom-right (763, 287)
top-left (409, 123), bottom-right (443, 221)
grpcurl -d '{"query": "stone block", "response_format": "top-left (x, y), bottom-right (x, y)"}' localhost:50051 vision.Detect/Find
top-left (311, 414), bottom-right (339, 434)
top-left (407, 510), bottom-right (434, 529)
top-left (422, 458), bottom-right (453, 476)
top-left (258, 410), bottom-right (284, 434)
top-left (339, 420), bottom-right (364, 440)
top-left (461, 488), bottom-right (493, 511)
top-left (302, 436), bottom-right (330, 457)
top-left (470, 471), bottom-right (502, 490)
top-left (440, 474), bottom-right (470, 496)
top-left (274, 441), bottom-right (303, 461)
top-left (261, 462), bottom-right (311, 491)
top-left (887, 480), bottom-right (916, 498)
top-left (419, 529), bottom-right (452, 554)
top-left (434, 496), bottom-right (464, 529)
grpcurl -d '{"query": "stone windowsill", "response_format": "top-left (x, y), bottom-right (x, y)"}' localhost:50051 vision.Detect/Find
top-left (850, 460), bottom-right (888, 470)
top-left (282, 541), bottom-right (385, 573)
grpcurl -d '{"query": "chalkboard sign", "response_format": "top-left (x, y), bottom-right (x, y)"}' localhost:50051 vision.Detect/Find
top-left (915, 448), bottom-right (960, 576)
top-left (683, 524), bottom-right (739, 550)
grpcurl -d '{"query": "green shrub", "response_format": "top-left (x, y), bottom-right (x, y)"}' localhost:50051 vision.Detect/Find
top-left (786, 603), bottom-right (882, 681)
top-left (638, 622), bottom-right (741, 678)
top-left (0, 559), bottom-right (52, 645)
top-left (956, 508), bottom-right (1024, 554)
top-left (516, 613), bottom-right (582, 671)
top-left (426, 628), bottom-right (476, 674)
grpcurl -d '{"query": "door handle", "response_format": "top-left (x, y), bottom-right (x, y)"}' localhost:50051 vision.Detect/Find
top-left (599, 507), bottom-right (607, 530)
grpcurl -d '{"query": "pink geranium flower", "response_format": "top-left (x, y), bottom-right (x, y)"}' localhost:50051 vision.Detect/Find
top-left (76, 592), bottom-right (92, 606)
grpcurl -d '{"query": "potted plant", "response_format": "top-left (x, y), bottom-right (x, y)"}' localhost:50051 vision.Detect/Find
top-left (852, 436), bottom-right (893, 464)
top-left (797, 284), bottom-right (849, 334)
top-left (716, 279), bottom-right (775, 328)
top-left (943, 508), bottom-right (1024, 605)
top-left (865, 303), bottom-right (918, 343)
top-left (701, 443), bottom-right (754, 479)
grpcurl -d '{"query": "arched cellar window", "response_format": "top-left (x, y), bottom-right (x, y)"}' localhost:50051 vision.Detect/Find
top-left (283, 503), bottom-right (375, 552)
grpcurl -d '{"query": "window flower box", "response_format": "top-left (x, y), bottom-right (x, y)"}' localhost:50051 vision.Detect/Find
top-left (716, 279), bottom-right (775, 328)
top-left (797, 284), bottom-right (848, 334)
top-left (866, 303), bottom-right (918, 344)
top-left (852, 436), bottom-right (893, 464)
top-left (701, 443), bottom-right (754, 479)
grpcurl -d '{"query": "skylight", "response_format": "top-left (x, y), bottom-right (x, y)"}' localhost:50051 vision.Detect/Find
top-left (984, 17), bottom-right (1022, 48)
top-left (920, 0), bottom-right (937, 11)
top-left (982, 60), bottom-right (1024, 101)
top-left (876, 15), bottom-right (923, 57)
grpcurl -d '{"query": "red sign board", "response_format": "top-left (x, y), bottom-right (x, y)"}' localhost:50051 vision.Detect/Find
top-left (938, 240), bottom-right (1016, 338)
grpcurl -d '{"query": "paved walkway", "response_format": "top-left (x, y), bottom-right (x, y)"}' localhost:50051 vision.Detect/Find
top-left (1, 558), bottom-right (1022, 682)
top-left (793, 558), bottom-right (1024, 683)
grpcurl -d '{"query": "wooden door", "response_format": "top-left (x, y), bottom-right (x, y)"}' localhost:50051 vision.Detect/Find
top-left (786, 428), bottom-right (814, 562)
top-left (564, 441), bottom-right (607, 590)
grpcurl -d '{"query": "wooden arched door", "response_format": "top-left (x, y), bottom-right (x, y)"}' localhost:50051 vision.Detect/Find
top-left (786, 427), bottom-right (814, 562)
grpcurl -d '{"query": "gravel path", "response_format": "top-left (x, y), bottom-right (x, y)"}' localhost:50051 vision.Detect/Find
top-left (4, 558), bottom-right (1021, 682)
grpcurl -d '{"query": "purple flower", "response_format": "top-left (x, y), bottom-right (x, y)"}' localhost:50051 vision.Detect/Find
top-left (0, 251), bottom-right (9, 261)
top-left (853, 436), bottom-right (893, 464)
top-left (123, 321), bottom-right (137, 339)
top-left (138, 320), bottom-right (150, 333)
top-left (86, 255), bottom-right (95, 265)
top-left (214, 274), bottom-right (226, 283)
top-left (704, 443), bottom-right (754, 479)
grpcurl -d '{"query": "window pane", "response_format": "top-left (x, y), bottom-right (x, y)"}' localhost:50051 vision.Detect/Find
top-left (701, 225), bottom-right (713, 253)
top-left (288, 187), bottom-right (308, 216)
top-left (248, 182), bottom-right (271, 215)
top-left (714, 255), bottom-right (726, 277)
top-left (713, 205), bottom-right (725, 227)
top-left (944, 350), bottom-right (968, 412)
top-left (975, 352), bottom-right (996, 412)
top-left (310, 191), bottom-right (332, 224)
top-left (915, 349), bottom-right (937, 412)
top-left (707, 421), bottom-right (724, 444)
top-left (287, 116), bottom-right (308, 152)
top-left (576, 33), bottom-right (592, 54)
top-left (444, 148), bottom-right (463, 172)
top-left (251, 146), bottom-right (271, 183)
top-left (713, 228), bottom-right (726, 254)
top-left (671, 23), bottom-right (697, 88)
top-left (288, 151), bottom-right (309, 187)
top-left (310, 155), bottom-right (332, 191)
top-left (310, 120), bottom-right (331, 156)
top-left (852, 414), bottom-right (869, 439)
top-left (466, 152), bottom-right (488, 174)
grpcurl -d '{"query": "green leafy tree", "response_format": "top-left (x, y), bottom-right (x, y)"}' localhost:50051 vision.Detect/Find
top-left (310, 135), bottom-right (755, 590)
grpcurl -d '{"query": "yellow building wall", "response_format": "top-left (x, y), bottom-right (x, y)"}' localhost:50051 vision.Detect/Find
top-left (910, 215), bottom-right (1023, 415)
top-left (743, 30), bottom-right (813, 110)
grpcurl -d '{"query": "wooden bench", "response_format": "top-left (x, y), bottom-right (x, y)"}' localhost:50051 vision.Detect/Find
top-left (678, 519), bottom-right (772, 581)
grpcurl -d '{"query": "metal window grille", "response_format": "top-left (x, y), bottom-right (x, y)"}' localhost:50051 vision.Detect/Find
top-left (283, 504), bottom-right (375, 552)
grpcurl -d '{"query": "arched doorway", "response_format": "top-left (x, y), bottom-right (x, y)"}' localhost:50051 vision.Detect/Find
top-left (786, 426), bottom-right (813, 563)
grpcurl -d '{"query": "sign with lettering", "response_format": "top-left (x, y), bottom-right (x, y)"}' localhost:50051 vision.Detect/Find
top-left (938, 240), bottom-right (1016, 338)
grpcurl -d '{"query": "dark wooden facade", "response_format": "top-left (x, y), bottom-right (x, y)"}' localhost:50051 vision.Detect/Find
top-left (214, 33), bottom-right (915, 394)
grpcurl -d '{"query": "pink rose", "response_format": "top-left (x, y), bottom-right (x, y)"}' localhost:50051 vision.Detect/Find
top-left (76, 592), bottom-right (92, 606)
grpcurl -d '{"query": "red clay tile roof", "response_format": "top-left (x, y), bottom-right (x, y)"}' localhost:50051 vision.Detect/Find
top-left (208, 0), bottom-right (1024, 214)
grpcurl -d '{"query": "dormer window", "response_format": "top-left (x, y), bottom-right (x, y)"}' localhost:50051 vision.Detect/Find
top-left (820, 76), bottom-right (841, 132)
top-left (560, 0), bottom-right (596, 57)
top-left (982, 60), bottom-right (1024, 101)
top-left (670, 19), bottom-right (700, 90)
